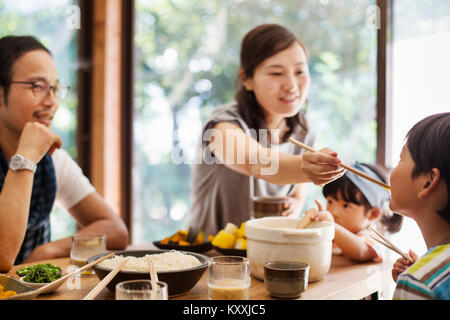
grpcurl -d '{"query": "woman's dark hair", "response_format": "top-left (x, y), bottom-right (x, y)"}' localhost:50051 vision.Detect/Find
top-left (406, 112), bottom-right (450, 223)
top-left (0, 35), bottom-right (51, 104)
top-left (323, 163), bottom-right (403, 233)
top-left (235, 24), bottom-right (309, 143)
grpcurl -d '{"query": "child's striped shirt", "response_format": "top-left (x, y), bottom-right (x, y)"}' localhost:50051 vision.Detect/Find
top-left (393, 243), bottom-right (450, 300)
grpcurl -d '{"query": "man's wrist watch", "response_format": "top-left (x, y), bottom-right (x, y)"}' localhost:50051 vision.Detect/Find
top-left (9, 154), bottom-right (37, 173)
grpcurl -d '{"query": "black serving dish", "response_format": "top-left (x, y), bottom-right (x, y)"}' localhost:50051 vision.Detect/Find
top-left (88, 249), bottom-right (208, 296)
top-left (212, 245), bottom-right (247, 257)
top-left (153, 241), bottom-right (212, 253)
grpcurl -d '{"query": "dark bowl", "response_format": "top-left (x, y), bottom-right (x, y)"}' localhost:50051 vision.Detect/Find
top-left (252, 196), bottom-right (287, 218)
top-left (153, 241), bottom-right (212, 253)
top-left (263, 261), bottom-right (309, 299)
top-left (87, 250), bottom-right (208, 296)
top-left (212, 245), bottom-right (247, 257)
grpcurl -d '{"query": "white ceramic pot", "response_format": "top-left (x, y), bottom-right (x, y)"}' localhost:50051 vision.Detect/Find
top-left (245, 217), bottom-right (334, 282)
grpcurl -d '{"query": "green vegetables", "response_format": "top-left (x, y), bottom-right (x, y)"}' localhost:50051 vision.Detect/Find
top-left (17, 263), bottom-right (62, 283)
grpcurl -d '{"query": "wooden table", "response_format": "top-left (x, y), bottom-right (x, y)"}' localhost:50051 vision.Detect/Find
top-left (7, 245), bottom-right (395, 300)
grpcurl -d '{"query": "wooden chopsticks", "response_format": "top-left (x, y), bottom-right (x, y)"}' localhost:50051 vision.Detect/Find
top-left (146, 256), bottom-right (159, 298)
top-left (288, 138), bottom-right (391, 191)
top-left (83, 257), bottom-right (129, 300)
top-left (368, 226), bottom-right (414, 263)
top-left (146, 257), bottom-right (158, 284)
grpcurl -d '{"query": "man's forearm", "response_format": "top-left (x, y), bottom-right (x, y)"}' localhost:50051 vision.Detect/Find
top-left (0, 170), bottom-right (34, 271)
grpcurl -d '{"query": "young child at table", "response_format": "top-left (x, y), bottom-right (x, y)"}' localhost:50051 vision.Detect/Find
top-left (389, 112), bottom-right (449, 300)
top-left (309, 163), bottom-right (403, 262)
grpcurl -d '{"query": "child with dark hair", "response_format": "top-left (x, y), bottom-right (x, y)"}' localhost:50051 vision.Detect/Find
top-left (310, 163), bottom-right (403, 262)
top-left (390, 112), bottom-right (449, 300)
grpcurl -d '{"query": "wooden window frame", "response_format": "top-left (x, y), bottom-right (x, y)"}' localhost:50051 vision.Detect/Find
top-left (120, 0), bottom-right (134, 237)
top-left (77, 0), bottom-right (133, 236)
top-left (376, 0), bottom-right (393, 169)
top-left (77, 0), bottom-right (93, 178)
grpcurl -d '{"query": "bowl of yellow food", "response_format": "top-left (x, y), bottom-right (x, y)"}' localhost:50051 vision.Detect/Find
top-left (154, 227), bottom-right (214, 253)
top-left (0, 275), bottom-right (37, 300)
top-left (212, 222), bottom-right (247, 257)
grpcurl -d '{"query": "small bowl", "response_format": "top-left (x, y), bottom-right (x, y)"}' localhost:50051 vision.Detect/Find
top-left (18, 276), bottom-right (64, 294)
top-left (263, 261), bottom-right (309, 299)
top-left (252, 196), bottom-right (287, 218)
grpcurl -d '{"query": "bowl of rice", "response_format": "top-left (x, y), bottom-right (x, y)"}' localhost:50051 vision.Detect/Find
top-left (87, 250), bottom-right (208, 296)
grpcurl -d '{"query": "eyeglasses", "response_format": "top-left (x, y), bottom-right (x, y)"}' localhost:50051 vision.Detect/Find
top-left (10, 80), bottom-right (70, 100)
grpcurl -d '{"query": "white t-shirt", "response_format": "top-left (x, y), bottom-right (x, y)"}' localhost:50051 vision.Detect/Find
top-left (51, 149), bottom-right (96, 211)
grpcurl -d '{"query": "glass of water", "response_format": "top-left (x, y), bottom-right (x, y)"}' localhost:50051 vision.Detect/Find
top-left (115, 280), bottom-right (168, 300)
top-left (70, 234), bottom-right (107, 276)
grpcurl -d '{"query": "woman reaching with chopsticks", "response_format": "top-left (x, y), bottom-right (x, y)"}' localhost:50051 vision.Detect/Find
top-left (188, 24), bottom-right (345, 235)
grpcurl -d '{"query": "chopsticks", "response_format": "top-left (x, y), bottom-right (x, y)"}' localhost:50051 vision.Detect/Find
top-left (368, 226), bottom-right (414, 263)
top-left (83, 257), bottom-right (129, 300)
top-left (35, 252), bottom-right (115, 295)
top-left (146, 257), bottom-right (158, 283)
top-left (146, 256), bottom-right (159, 298)
top-left (288, 138), bottom-right (391, 191)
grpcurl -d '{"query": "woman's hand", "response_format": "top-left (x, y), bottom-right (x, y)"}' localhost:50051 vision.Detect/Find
top-left (281, 197), bottom-right (304, 216)
top-left (300, 148), bottom-right (346, 186)
top-left (392, 249), bottom-right (418, 282)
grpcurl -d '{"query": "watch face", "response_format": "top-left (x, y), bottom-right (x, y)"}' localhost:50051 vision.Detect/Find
top-left (9, 154), bottom-right (36, 173)
top-left (10, 155), bottom-right (24, 170)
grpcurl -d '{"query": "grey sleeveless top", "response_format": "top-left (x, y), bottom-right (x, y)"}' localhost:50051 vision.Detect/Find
top-left (188, 102), bottom-right (315, 235)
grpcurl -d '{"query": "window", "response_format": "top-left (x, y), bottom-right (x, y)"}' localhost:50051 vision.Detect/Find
top-left (390, 0), bottom-right (450, 167)
top-left (132, 0), bottom-right (378, 242)
top-left (387, 0), bottom-right (450, 256)
top-left (0, 0), bottom-right (80, 240)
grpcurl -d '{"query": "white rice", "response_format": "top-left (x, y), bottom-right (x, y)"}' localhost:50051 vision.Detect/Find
top-left (98, 250), bottom-right (202, 272)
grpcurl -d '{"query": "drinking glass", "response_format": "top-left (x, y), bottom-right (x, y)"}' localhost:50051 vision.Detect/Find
top-left (207, 256), bottom-right (250, 300)
top-left (115, 280), bottom-right (168, 300)
top-left (70, 234), bottom-right (107, 276)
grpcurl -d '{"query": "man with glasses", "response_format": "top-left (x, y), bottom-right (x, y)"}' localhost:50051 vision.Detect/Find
top-left (0, 35), bottom-right (129, 272)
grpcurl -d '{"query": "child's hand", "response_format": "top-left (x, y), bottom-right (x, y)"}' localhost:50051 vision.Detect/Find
top-left (309, 199), bottom-right (334, 223)
top-left (391, 249), bottom-right (418, 282)
top-left (310, 210), bottom-right (334, 223)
